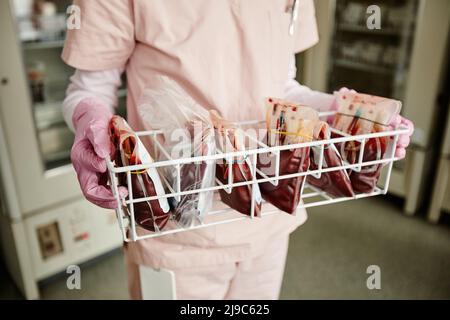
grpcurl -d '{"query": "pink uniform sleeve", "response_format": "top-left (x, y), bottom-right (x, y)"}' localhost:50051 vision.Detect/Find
top-left (293, 0), bottom-right (319, 53)
top-left (62, 0), bottom-right (135, 70)
top-left (284, 55), bottom-right (335, 112)
top-left (63, 69), bottom-right (123, 131)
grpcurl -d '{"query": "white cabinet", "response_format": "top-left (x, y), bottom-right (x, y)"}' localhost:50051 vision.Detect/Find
top-left (0, 0), bottom-right (124, 299)
top-left (0, 0), bottom-right (80, 215)
top-left (25, 200), bottom-right (122, 281)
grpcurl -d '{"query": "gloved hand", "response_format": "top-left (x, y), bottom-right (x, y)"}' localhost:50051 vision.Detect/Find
top-left (331, 88), bottom-right (414, 160)
top-left (71, 98), bottom-right (128, 208)
top-left (389, 115), bottom-right (414, 159)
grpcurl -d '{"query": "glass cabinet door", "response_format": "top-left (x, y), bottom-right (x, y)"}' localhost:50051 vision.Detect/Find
top-left (0, 0), bottom-right (129, 214)
top-left (12, 0), bottom-right (127, 171)
top-left (13, 0), bottom-right (74, 170)
top-left (327, 0), bottom-right (419, 101)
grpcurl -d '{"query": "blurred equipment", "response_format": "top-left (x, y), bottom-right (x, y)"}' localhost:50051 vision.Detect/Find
top-left (27, 61), bottom-right (46, 103)
top-left (301, 0), bottom-right (450, 214)
top-left (0, 1), bottom-right (126, 299)
top-left (341, 2), bottom-right (366, 25)
top-left (428, 101), bottom-right (450, 223)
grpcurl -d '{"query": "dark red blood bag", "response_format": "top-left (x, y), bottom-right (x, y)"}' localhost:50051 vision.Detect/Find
top-left (257, 98), bottom-right (318, 214)
top-left (308, 121), bottom-right (354, 198)
top-left (257, 147), bottom-right (310, 214)
top-left (211, 111), bottom-right (262, 217)
top-left (216, 157), bottom-right (262, 217)
top-left (332, 92), bottom-right (401, 193)
top-left (109, 116), bottom-right (171, 232)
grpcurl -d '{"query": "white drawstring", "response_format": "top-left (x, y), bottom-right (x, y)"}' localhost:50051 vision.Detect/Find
top-left (289, 0), bottom-right (300, 36)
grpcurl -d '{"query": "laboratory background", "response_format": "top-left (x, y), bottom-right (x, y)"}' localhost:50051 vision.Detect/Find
top-left (0, 0), bottom-right (449, 300)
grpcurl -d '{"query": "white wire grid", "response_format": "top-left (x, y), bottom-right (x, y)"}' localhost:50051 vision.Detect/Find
top-left (107, 112), bottom-right (409, 242)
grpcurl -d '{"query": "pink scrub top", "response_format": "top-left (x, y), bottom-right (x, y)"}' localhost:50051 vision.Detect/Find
top-left (63, 0), bottom-right (319, 269)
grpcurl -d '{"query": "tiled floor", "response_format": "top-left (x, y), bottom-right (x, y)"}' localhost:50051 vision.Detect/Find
top-left (280, 197), bottom-right (450, 299)
top-left (1, 196), bottom-right (450, 300)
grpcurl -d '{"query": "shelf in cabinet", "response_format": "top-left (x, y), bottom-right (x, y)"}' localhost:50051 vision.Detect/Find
top-left (37, 118), bottom-right (67, 131)
top-left (34, 101), bottom-right (65, 130)
top-left (333, 59), bottom-right (395, 75)
top-left (34, 88), bottom-right (127, 131)
top-left (23, 39), bottom-right (65, 50)
top-left (337, 24), bottom-right (401, 36)
top-left (44, 149), bottom-right (70, 163)
top-left (118, 88), bottom-right (127, 98)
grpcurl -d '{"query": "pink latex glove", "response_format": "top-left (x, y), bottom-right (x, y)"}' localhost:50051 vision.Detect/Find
top-left (71, 98), bottom-right (128, 209)
top-left (389, 115), bottom-right (414, 159)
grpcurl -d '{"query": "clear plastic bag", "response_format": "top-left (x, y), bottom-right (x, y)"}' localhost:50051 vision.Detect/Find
top-left (109, 116), bottom-right (171, 232)
top-left (138, 76), bottom-right (216, 227)
top-left (332, 92), bottom-right (401, 193)
top-left (257, 98), bottom-right (319, 214)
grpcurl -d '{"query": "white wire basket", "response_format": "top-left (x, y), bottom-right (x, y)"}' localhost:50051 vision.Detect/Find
top-left (106, 111), bottom-right (409, 242)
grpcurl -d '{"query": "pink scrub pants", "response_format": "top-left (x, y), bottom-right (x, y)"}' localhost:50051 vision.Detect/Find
top-left (125, 235), bottom-right (289, 300)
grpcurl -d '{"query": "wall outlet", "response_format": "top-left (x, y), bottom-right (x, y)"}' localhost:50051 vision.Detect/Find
top-left (36, 221), bottom-right (63, 260)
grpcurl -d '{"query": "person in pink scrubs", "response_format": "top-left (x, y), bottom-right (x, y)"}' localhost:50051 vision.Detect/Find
top-left (63, 0), bottom-right (414, 299)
